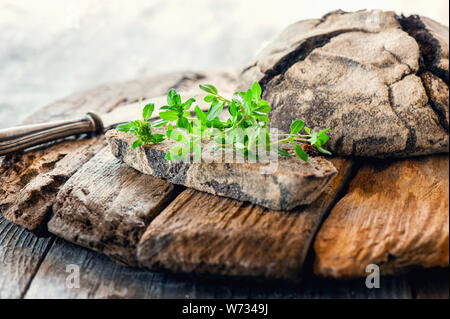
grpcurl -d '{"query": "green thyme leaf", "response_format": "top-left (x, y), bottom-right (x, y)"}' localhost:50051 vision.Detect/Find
top-left (117, 122), bottom-right (133, 132)
top-left (177, 116), bottom-right (189, 129)
top-left (309, 132), bottom-right (318, 146)
top-left (290, 119), bottom-right (305, 134)
top-left (277, 147), bottom-right (291, 157)
top-left (159, 110), bottom-right (178, 121)
top-left (182, 98), bottom-right (195, 110)
top-left (206, 101), bottom-right (223, 121)
top-left (199, 84), bottom-right (218, 95)
top-left (151, 119), bottom-right (168, 127)
top-left (150, 134), bottom-right (165, 143)
top-left (229, 100), bottom-right (237, 116)
top-left (294, 144), bottom-right (308, 162)
top-left (166, 124), bottom-right (173, 137)
top-left (167, 129), bottom-right (184, 142)
top-left (252, 81), bottom-right (262, 100)
top-left (254, 104), bottom-right (271, 113)
top-left (167, 89), bottom-right (177, 106)
top-left (316, 128), bottom-right (330, 146)
top-left (254, 114), bottom-right (269, 122)
top-left (204, 95), bottom-right (217, 103)
top-left (317, 146), bottom-right (332, 155)
top-left (132, 139), bottom-right (143, 149)
top-left (121, 80), bottom-right (331, 163)
top-left (142, 103), bottom-right (155, 121)
top-left (195, 105), bottom-right (207, 125)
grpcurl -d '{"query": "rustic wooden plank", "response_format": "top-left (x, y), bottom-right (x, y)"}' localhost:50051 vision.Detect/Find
top-left (40, 69), bottom-right (238, 265)
top-left (0, 73), bottom-right (57, 299)
top-left (0, 69), bottom-right (240, 298)
top-left (24, 238), bottom-right (154, 299)
top-left (293, 274), bottom-right (413, 299)
top-left (48, 147), bottom-right (178, 266)
top-left (23, 238), bottom-right (270, 299)
top-left (0, 69), bottom-right (238, 233)
top-left (0, 75), bottom-right (183, 233)
top-left (23, 237), bottom-right (416, 299)
top-left (242, 275), bottom-right (413, 299)
top-left (0, 137), bottom-right (105, 234)
top-left (137, 158), bottom-right (354, 281)
top-left (314, 155), bottom-right (449, 278)
top-left (409, 268), bottom-right (449, 299)
top-left (0, 215), bottom-right (54, 299)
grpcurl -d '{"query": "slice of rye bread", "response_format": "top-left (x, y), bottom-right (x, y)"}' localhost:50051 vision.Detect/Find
top-left (105, 129), bottom-right (337, 210)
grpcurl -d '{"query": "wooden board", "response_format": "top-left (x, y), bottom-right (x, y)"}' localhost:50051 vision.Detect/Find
top-left (48, 147), bottom-right (178, 266)
top-left (0, 216), bottom-right (54, 299)
top-left (24, 237), bottom-right (416, 299)
top-left (1, 65), bottom-right (448, 296)
top-left (137, 158), bottom-right (354, 282)
top-left (314, 155), bottom-right (449, 278)
top-left (0, 137), bottom-right (105, 234)
top-left (0, 69), bottom-right (238, 234)
top-left (0, 71), bottom-right (207, 297)
top-left (409, 268), bottom-right (449, 299)
top-left (24, 238), bottom-right (158, 299)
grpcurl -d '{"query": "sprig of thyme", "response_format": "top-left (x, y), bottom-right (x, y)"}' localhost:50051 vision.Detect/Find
top-left (117, 81), bottom-right (331, 162)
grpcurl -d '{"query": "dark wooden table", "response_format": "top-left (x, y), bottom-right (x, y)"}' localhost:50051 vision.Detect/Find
top-left (0, 214), bottom-right (448, 299)
top-left (0, 71), bottom-right (448, 299)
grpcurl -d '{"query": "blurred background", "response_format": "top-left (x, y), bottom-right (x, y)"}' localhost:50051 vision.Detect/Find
top-left (0, 0), bottom-right (448, 128)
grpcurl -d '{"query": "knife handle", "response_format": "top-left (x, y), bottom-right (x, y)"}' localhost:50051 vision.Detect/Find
top-left (0, 112), bottom-right (103, 156)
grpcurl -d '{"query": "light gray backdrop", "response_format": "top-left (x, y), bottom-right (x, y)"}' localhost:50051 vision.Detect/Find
top-left (1, 0), bottom-right (448, 128)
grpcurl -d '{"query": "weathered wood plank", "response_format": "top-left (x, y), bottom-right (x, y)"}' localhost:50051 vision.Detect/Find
top-left (314, 155), bottom-right (449, 278)
top-left (244, 274), bottom-right (413, 299)
top-left (137, 158), bottom-right (353, 281)
top-left (3, 64), bottom-right (443, 296)
top-left (24, 238), bottom-right (155, 299)
top-left (294, 274), bottom-right (413, 299)
top-left (0, 69), bottom-right (241, 298)
top-left (0, 216), bottom-right (54, 299)
top-left (0, 137), bottom-right (105, 234)
top-left (23, 237), bottom-right (416, 299)
top-left (23, 238), bottom-right (270, 299)
top-left (0, 69), bottom-right (238, 233)
top-left (48, 147), bottom-right (178, 266)
top-left (409, 268), bottom-right (449, 299)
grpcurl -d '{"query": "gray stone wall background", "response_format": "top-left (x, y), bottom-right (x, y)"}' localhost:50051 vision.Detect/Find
top-left (0, 0), bottom-right (448, 128)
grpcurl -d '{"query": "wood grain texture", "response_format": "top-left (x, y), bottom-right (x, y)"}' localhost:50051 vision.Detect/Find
top-left (0, 216), bottom-right (54, 299)
top-left (1, 64), bottom-right (446, 296)
top-left (137, 158), bottom-right (353, 281)
top-left (48, 147), bottom-right (177, 266)
top-left (24, 238), bottom-right (156, 299)
top-left (409, 268), bottom-right (449, 299)
top-left (0, 69), bottom-right (238, 233)
top-left (24, 237), bottom-right (416, 299)
top-left (0, 137), bottom-right (105, 234)
top-left (314, 155), bottom-right (449, 278)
